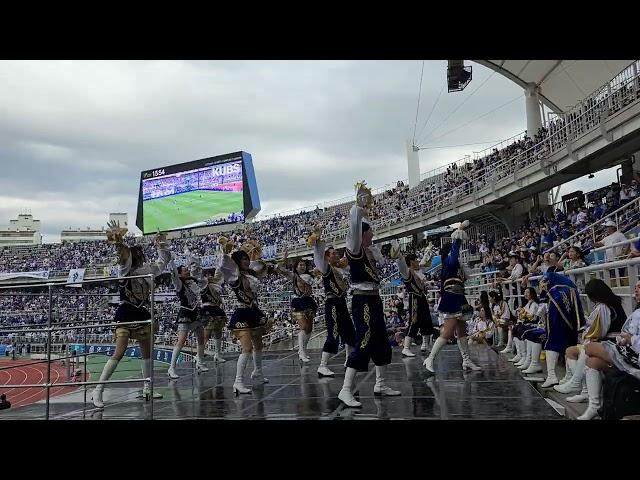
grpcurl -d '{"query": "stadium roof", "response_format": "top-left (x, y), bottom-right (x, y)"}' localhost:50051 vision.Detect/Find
top-left (474, 60), bottom-right (634, 114)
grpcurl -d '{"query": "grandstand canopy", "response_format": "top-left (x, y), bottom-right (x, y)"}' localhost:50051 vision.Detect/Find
top-left (474, 60), bottom-right (634, 113)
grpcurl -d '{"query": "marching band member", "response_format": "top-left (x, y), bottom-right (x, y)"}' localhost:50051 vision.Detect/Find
top-left (423, 220), bottom-right (481, 373)
top-left (510, 287), bottom-right (539, 364)
top-left (309, 228), bottom-right (356, 377)
top-left (92, 221), bottom-right (170, 409)
top-left (201, 267), bottom-right (228, 364)
top-left (275, 250), bottom-right (318, 364)
top-left (521, 273), bottom-right (584, 387)
top-left (496, 253), bottom-right (524, 354)
top-left (219, 238), bottom-right (274, 395)
top-left (338, 181), bottom-right (401, 408)
top-left (389, 240), bottom-right (434, 358)
top-left (167, 250), bottom-right (209, 379)
top-left (579, 280), bottom-right (640, 420)
top-left (468, 305), bottom-right (492, 345)
top-left (489, 290), bottom-right (511, 349)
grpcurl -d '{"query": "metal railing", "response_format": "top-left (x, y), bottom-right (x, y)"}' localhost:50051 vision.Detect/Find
top-left (0, 273), bottom-right (156, 420)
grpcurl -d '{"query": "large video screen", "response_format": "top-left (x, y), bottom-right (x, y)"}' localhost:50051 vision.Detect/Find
top-left (138, 158), bottom-right (252, 234)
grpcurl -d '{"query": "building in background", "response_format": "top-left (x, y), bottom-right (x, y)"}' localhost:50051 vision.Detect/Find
top-left (60, 213), bottom-right (128, 243)
top-left (0, 214), bottom-right (42, 246)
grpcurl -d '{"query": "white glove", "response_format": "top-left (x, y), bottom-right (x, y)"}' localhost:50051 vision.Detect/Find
top-left (389, 240), bottom-right (401, 260)
top-left (451, 229), bottom-right (469, 241)
top-left (368, 244), bottom-right (385, 264)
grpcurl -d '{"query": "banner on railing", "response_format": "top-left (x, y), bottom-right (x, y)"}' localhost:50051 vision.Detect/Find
top-left (0, 270), bottom-right (50, 281)
top-left (66, 268), bottom-right (85, 287)
top-left (68, 343), bottom-right (192, 365)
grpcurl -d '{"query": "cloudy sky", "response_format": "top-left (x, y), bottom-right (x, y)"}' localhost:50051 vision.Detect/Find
top-left (0, 60), bottom-right (616, 241)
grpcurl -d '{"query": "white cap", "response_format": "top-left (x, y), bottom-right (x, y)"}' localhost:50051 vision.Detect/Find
top-left (603, 220), bottom-right (617, 228)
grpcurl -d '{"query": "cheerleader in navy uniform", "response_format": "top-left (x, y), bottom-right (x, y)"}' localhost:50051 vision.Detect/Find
top-left (167, 251), bottom-right (209, 379)
top-left (275, 250), bottom-right (318, 363)
top-left (338, 181), bottom-right (401, 408)
top-left (91, 221), bottom-right (170, 409)
top-left (218, 238), bottom-right (274, 395)
top-left (389, 240), bottom-right (434, 358)
top-left (423, 220), bottom-right (481, 373)
top-left (201, 268), bottom-right (228, 364)
top-left (308, 227), bottom-right (356, 377)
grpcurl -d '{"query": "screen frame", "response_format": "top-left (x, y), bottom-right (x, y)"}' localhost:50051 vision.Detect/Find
top-left (136, 151), bottom-right (252, 235)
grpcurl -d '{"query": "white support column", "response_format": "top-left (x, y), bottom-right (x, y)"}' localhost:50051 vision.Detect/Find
top-left (406, 140), bottom-right (420, 189)
top-left (525, 83), bottom-right (543, 137)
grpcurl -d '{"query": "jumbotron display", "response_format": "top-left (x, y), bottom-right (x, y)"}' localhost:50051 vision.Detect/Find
top-left (136, 151), bottom-right (261, 234)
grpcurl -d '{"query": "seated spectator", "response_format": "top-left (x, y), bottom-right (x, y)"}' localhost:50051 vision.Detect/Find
top-left (580, 280), bottom-right (640, 420)
top-left (0, 394), bottom-right (10, 410)
top-left (554, 278), bottom-right (627, 402)
top-left (559, 246), bottom-right (587, 271)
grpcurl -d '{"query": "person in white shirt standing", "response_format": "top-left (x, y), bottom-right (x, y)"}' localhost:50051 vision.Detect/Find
top-left (595, 220), bottom-right (628, 261)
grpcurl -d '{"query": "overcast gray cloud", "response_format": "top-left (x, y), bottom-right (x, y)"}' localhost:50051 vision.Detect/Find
top-left (0, 60), bottom-right (609, 240)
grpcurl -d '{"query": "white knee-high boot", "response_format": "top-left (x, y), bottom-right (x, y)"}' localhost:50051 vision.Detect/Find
top-left (555, 352), bottom-right (585, 394)
top-left (141, 358), bottom-right (162, 399)
top-left (233, 352), bottom-right (252, 394)
top-left (567, 379), bottom-right (589, 403)
top-left (558, 357), bottom-right (576, 385)
top-left (318, 351), bottom-right (335, 377)
top-left (251, 351), bottom-right (269, 383)
top-left (420, 334), bottom-right (430, 352)
top-left (522, 342), bottom-right (543, 374)
top-left (402, 336), bottom-right (416, 357)
top-left (510, 338), bottom-right (523, 362)
top-left (541, 350), bottom-right (559, 387)
top-left (458, 336), bottom-right (481, 371)
top-left (423, 336), bottom-right (448, 373)
top-left (213, 338), bottom-right (226, 363)
top-left (577, 367), bottom-right (602, 420)
top-left (92, 358), bottom-right (119, 408)
top-left (298, 331), bottom-right (310, 362)
top-left (516, 340), bottom-right (531, 368)
top-left (374, 365), bottom-right (401, 396)
top-left (344, 344), bottom-right (354, 367)
top-left (196, 343), bottom-right (209, 372)
top-left (500, 329), bottom-right (514, 354)
top-left (168, 344), bottom-right (181, 379)
top-left (338, 367), bottom-right (361, 407)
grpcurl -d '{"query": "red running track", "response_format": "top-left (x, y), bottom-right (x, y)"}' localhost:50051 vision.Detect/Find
top-left (0, 360), bottom-right (90, 408)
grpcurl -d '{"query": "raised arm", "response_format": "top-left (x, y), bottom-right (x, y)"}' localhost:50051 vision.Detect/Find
top-left (106, 220), bottom-right (130, 269)
top-left (150, 232), bottom-right (171, 277)
top-left (273, 248), bottom-right (294, 280)
top-left (346, 181), bottom-right (373, 254)
top-left (312, 238), bottom-right (329, 274)
top-left (168, 255), bottom-right (182, 291)
top-left (217, 238), bottom-right (239, 284)
top-left (220, 254), bottom-right (239, 284)
top-left (211, 268), bottom-right (225, 287)
top-left (419, 245), bottom-right (433, 268)
top-left (308, 227), bottom-right (329, 274)
top-left (390, 240), bottom-right (409, 280)
top-left (188, 253), bottom-right (208, 289)
top-left (346, 204), bottom-right (366, 254)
